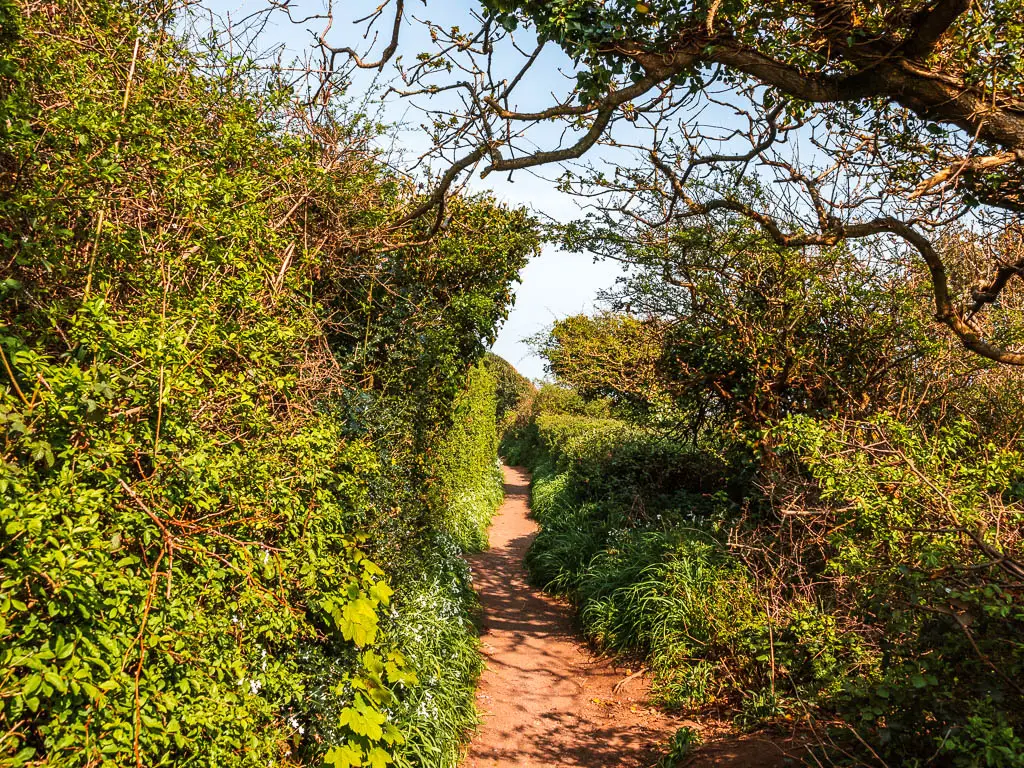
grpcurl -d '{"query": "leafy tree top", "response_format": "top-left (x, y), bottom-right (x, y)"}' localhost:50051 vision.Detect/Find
top-left (201, 1), bottom-right (1024, 365)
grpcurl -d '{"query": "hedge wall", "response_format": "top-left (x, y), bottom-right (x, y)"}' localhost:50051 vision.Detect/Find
top-left (0, 2), bottom-right (536, 765)
top-left (507, 411), bottom-right (1024, 766)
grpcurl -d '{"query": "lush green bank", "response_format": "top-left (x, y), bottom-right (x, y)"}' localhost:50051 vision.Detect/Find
top-left (0, 2), bottom-right (533, 765)
top-left (505, 408), bottom-right (1024, 767)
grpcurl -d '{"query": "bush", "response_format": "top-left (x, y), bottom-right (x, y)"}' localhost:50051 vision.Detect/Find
top-left (0, 2), bottom-right (535, 765)
top-left (767, 415), bottom-right (1024, 764)
top-left (430, 363), bottom-right (504, 552)
top-left (483, 352), bottom-right (535, 428)
top-left (513, 408), bottom-right (1024, 766)
top-left (516, 416), bottom-right (757, 710)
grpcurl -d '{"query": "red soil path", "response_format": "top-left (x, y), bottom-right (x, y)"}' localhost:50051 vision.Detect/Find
top-left (463, 465), bottom-right (677, 767)
top-left (463, 465), bottom-right (798, 768)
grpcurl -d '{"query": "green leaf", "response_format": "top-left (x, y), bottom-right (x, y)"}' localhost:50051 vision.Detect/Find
top-left (325, 744), bottom-right (363, 768)
top-left (11, 747), bottom-right (36, 766)
top-left (369, 582), bottom-right (393, 606)
top-left (43, 671), bottom-right (66, 694)
top-left (339, 696), bottom-right (387, 740)
top-left (340, 598), bottom-right (379, 648)
top-left (365, 747), bottom-right (392, 768)
top-left (22, 674), bottom-right (42, 697)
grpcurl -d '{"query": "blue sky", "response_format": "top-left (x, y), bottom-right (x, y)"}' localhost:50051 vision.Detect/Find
top-left (340, 0), bottom-right (629, 381)
top-left (188, 2), bottom-right (993, 382)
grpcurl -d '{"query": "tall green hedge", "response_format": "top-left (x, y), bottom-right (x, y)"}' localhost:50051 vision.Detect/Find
top-left (429, 364), bottom-right (504, 552)
top-left (0, 2), bottom-right (535, 765)
top-left (482, 353), bottom-right (535, 434)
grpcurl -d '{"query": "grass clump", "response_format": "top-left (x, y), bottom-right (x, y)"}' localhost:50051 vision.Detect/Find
top-left (387, 534), bottom-right (484, 768)
top-left (657, 726), bottom-right (702, 767)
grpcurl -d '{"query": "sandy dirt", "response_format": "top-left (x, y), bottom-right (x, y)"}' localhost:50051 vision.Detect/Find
top-left (463, 465), bottom-right (681, 768)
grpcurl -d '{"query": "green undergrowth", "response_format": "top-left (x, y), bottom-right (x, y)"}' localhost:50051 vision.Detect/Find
top-left (513, 415), bottom-right (751, 712)
top-left (0, 2), bottom-right (534, 765)
top-left (384, 534), bottom-right (483, 768)
top-left (508, 414), bottom-right (1024, 767)
top-left (482, 352), bottom-right (536, 439)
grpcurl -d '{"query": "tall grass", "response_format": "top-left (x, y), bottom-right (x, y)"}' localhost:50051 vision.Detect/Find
top-left (389, 534), bottom-right (484, 768)
top-left (525, 461), bottom-right (754, 710)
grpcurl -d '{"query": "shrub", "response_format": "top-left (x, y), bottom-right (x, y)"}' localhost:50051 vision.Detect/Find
top-left (514, 409), bottom-right (1024, 765)
top-left (0, 2), bottom-right (535, 764)
top-left (766, 415), bottom-right (1024, 764)
top-left (517, 416), bottom-right (756, 712)
top-left (483, 352), bottom-right (535, 429)
top-left (429, 363), bottom-right (504, 552)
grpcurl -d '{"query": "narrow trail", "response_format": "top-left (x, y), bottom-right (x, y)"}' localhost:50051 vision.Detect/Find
top-left (463, 465), bottom-right (679, 768)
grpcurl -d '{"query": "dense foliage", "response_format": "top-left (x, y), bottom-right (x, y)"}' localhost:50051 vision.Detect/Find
top-left (4, 0), bottom-right (1023, 766)
top-left (549, 217), bottom-right (1024, 437)
top-left (507, 410), bottom-right (1024, 766)
top-left (429, 364), bottom-right (504, 552)
top-left (506, 211), bottom-right (1024, 764)
top-left (481, 353), bottom-right (535, 435)
top-left (0, 2), bottom-right (536, 766)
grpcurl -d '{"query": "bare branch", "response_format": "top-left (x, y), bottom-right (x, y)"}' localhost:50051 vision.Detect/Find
top-left (324, 0), bottom-right (405, 71)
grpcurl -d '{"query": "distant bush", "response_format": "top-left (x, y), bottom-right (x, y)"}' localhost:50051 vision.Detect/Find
top-left (500, 386), bottom-right (615, 463)
top-left (483, 352), bottom-right (535, 427)
top-left (532, 384), bottom-right (612, 419)
top-left (430, 363), bottom-right (504, 551)
top-left (507, 414), bottom-right (725, 497)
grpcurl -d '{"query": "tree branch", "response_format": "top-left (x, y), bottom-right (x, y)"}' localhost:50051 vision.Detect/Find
top-left (901, 0), bottom-right (972, 59)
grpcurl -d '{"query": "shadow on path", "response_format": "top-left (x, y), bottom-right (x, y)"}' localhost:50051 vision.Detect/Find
top-left (463, 466), bottom-right (678, 768)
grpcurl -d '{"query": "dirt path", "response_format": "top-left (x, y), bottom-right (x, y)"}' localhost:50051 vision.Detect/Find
top-left (463, 465), bottom-right (805, 768)
top-left (463, 465), bottom-right (679, 768)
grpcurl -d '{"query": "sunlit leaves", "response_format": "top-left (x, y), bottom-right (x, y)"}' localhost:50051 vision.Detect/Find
top-left (0, 1), bottom-right (533, 765)
top-left (325, 743), bottom-right (364, 768)
top-left (339, 695), bottom-right (388, 740)
top-left (340, 598), bottom-right (380, 647)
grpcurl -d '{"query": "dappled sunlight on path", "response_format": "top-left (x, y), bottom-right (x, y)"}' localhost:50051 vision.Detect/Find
top-left (463, 466), bottom-right (678, 768)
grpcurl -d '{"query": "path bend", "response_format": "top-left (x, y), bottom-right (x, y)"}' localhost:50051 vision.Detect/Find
top-left (463, 465), bottom-right (677, 768)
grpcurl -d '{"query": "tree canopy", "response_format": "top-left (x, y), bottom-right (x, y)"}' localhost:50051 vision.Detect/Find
top-left (271, 0), bottom-right (1024, 365)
